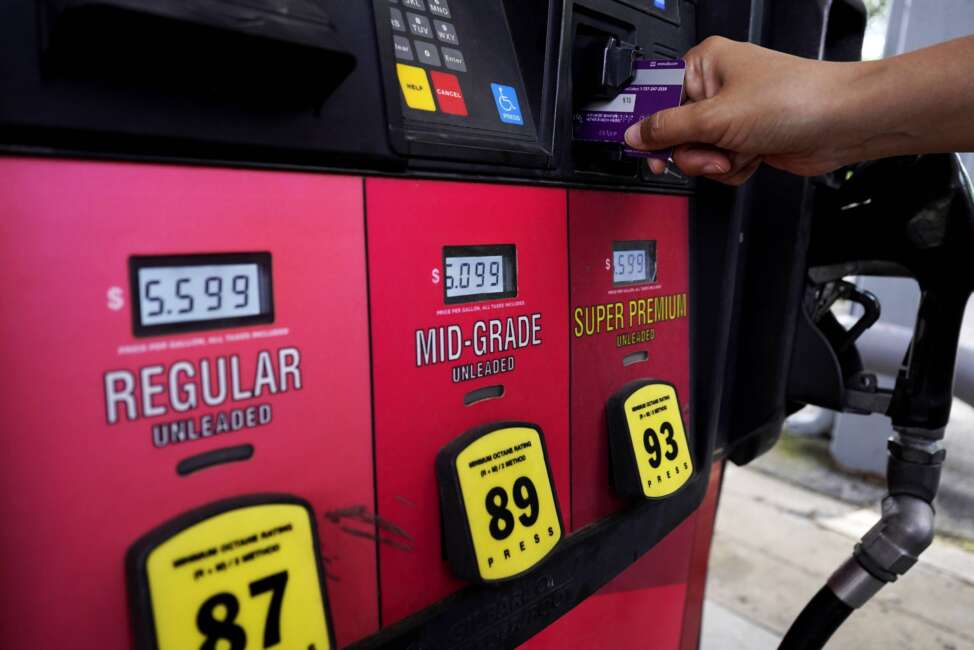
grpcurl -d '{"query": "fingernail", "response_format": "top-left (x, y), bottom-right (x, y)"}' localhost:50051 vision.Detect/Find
top-left (703, 163), bottom-right (727, 175)
top-left (624, 124), bottom-right (643, 148)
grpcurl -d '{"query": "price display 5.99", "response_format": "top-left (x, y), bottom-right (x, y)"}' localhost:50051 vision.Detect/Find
top-left (612, 240), bottom-right (657, 286)
top-left (127, 498), bottom-right (334, 650)
top-left (436, 423), bottom-right (563, 583)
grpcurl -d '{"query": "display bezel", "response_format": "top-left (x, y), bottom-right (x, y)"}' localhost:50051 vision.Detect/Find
top-left (612, 240), bottom-right (657, 286)
top-left (442, 244), bottom-right (518, 304)
top-left (129, 252), bottom-right (274, 337)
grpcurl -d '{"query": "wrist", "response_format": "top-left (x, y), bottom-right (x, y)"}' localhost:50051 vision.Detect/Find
top-left (830, 57), bottom-right (917, 164)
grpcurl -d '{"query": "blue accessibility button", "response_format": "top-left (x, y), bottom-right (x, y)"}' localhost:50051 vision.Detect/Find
top-left (490, 83), bottom-right (524, 126)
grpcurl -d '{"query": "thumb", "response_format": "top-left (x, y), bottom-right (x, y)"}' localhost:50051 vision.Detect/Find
top-left (624, 101), bottom-right (715, 151)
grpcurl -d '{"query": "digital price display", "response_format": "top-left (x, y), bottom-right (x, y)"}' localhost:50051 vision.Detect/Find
top-left (612, 240), bottom-right (657, 286)
top-left (443, 245), bottom-right (517, 304)
top-left (130, 253), bottom-right (273, 336)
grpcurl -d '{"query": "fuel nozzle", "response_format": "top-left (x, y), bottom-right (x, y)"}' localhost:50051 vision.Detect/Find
top-left (780, 154), bottom-right (974, 650)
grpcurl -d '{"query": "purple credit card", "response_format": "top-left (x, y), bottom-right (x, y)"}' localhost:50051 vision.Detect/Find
top-left (573, 59), bottom-right (686, 160)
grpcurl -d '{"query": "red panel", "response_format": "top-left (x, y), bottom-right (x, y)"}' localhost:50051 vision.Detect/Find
top-left (0, 159), bottom-right (377, 647)
top-left (568, 191), bottom-right (690, 529)
top-left (525, 515), bottom-right (695, 650)
top-left (680, 461), bottom-right (725, 650)
top-left (525, 461), bottom-right (724, 650)
top-left (366, 178), bottom-right (569, 626)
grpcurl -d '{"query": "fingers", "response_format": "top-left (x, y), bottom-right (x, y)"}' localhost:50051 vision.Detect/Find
top-left (683, 36), bottom-right (727, 101)
top-left (624, 100), bottom-right (716, 152)
top-left (647, 145), bottom-right (761, 187)
top-left (671, 145), bottom-right (731, 176)
top-left (707, 155), bottom-right (762, 186)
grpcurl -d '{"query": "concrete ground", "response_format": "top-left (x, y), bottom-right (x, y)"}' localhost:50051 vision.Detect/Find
top-left (700, 465), bottom-right (974, 650)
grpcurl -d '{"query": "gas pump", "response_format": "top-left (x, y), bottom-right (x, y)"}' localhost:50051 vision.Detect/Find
top-left (5, 0), bottom-right (963, 649)
top-left (0, 162), bottom-right (379, 648)
top-left (365, 179), bottom-right (570, 625)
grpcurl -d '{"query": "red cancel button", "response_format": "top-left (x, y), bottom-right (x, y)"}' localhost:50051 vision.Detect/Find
top-left (430, 71), bottom-right (468, 116)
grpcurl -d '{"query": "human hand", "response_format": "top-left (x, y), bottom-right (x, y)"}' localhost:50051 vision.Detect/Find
top-left (624, 36), bottom-right (872, 185)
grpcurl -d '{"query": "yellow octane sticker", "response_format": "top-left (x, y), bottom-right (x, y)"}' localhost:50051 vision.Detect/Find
top-left (624, 383), bottom-right (693, 497)
top-left (455, 426), bottom-right (562, 581)
top-left (146, 503), bottom-right (331, 650)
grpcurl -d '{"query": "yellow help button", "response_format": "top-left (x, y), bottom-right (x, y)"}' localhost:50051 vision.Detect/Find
top-left (396, 63), bottom-right (436, 112)
top-left (127, 496), bottom-right (333, 650)
top-left (607, 381), bottom-right (693, 499)
top-left (436, 422), bottom-right (563, 584)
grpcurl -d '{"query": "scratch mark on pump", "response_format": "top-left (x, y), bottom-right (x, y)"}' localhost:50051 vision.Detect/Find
top-left (325, 505), bottom-right (414, 552)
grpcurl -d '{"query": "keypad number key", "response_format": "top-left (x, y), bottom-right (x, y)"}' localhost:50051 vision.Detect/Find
top-left (433, 20), bottom-right (459, 46)
top-left (414, 41), bottom-right (442, 67)
top-left (428, 0), bottom-right (451, 18)
top-left (390, 7), bottom-right (406, 32)
top-left (407, 12), bottom-right (433, 38)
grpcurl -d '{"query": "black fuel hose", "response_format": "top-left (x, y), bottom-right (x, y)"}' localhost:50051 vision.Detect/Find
top-left (778, 586), bottom-right (853, 650)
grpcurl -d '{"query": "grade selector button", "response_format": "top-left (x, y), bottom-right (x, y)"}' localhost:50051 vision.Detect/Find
top-left (396, 63), bottom-right (436, 111)
top-left (490, 83), bottom-right (524, 125)
top-left (430, 71), bottom-right (468, 116)
top-left (436, 423), bottom-right (563, 584)
top-left (127, 497), bottom-right (334, 650)
top-left (606, 380), bottom-right (693, 499)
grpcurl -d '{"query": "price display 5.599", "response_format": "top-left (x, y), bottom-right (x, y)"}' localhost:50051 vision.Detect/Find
top-left (436, 423), bottom-right (563, 583)
top-left (130, 253), bottom-right (273, 336)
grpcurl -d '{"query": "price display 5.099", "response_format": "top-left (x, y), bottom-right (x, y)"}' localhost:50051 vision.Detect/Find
top-left (442, 244), bottom-right (517, 304)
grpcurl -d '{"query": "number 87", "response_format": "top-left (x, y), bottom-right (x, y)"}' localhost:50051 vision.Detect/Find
top-left (196, 570), bottom-right (288, 650)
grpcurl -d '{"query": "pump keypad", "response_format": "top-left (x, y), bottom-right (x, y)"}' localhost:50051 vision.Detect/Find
top-left (391, 1), bottom-right (464, 75)
top-left (389, 0), bottom-right (470, 118)
top-left (378, 0), bottom-right (533, 137)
